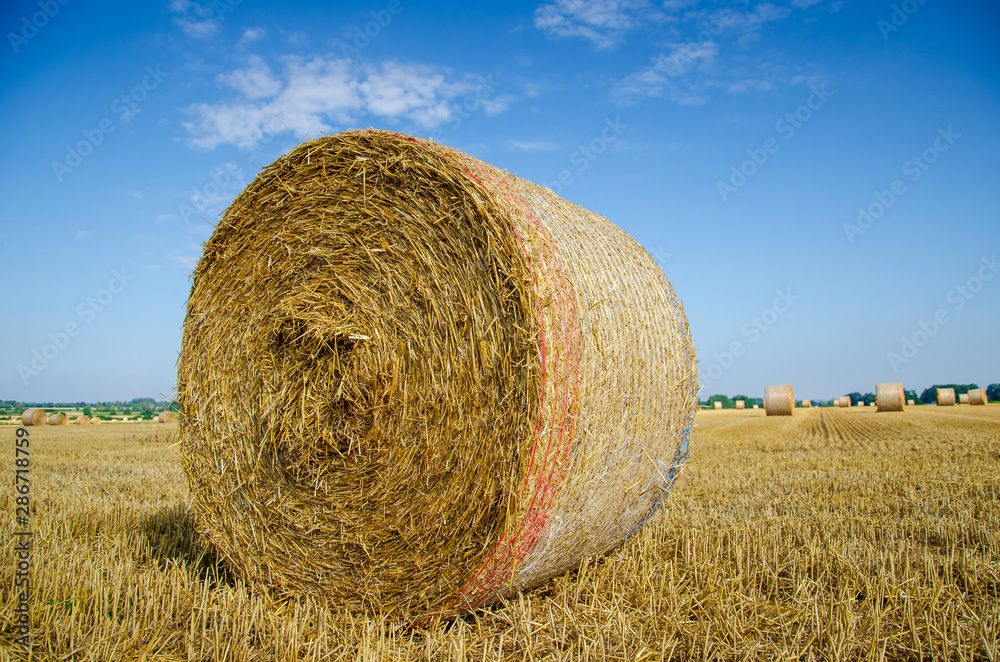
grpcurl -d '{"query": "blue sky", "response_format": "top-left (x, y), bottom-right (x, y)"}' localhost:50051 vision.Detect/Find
top-left (1, 0), bottom-right (997, 403)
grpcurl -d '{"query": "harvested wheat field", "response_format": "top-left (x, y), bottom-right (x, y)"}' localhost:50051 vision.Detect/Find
top-left (1, 409), bottom-right (998, 660)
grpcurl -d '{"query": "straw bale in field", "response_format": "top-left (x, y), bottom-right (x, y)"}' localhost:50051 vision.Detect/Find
top-left (735, 400), bottom-right (745, 410)
top-left (876, 382), bottom-right (905, 412)
top-left (936, 388), bottom-right (956, 406)
top-left (47, 413), bottom-right (69, 425)
top-left (176, 130), bottom-right (698, 620)
top-left (21, 408), bottom-right (46, 426)
top-left (968, 388), bottom-right (988, 405)
top-left (157, 411), bottom-right (177, 424)
top-left (764, 385), bottom-right (794, 416)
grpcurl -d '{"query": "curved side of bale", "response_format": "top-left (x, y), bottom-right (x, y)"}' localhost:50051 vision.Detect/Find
top-left (75, 415), bottom-right (91, 425)
top-left (969, 389), bottom-right (988, 405)
top-left (177, 130), bottom-right (698, 620)
top-left (158, 411), bottom-right (177, 424)
top-left (764, 385), bottom-right (794, 416)
top-left (936, 388), bottom-right (956, 406)
top-left (735, 400), bottom-right (745, 410)
top-left (21, 408), bottom-right (47, 426)
top-left (876, 382), bottom-right (905, 412)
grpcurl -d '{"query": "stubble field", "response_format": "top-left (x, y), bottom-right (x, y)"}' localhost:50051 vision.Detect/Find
top-left (1, 406), bottom-right (998, 661)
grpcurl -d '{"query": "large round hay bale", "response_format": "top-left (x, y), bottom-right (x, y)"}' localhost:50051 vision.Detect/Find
top-left (75, 415), bottom-right (90, 425)
top-left (839, 396), bottom-right (851, 408)
top-left (91, 417), bottom-right (102, 425)
top-left (176, 130), bottom-right (698, 620)
top-left (157, 411), bottom-right (177, 424)
top-left (713, 401), bottom-right (723, 410)
top-left (876, 382), bottom-right (904, 412)
top-left (47, 413), bottom-right (69, 425)
top-left (969, 388), bottom-right (988, 405)
top-left (735, 400), bottom-right (745, 410)
top-left (959, 393), bottom-right (970, 404)
top-left (936, 388), bottom-right (956, 406)
top-left (801, 399), bottom-right (811, 408)
top-left (21, 408), bottom-right (47, 426)
top-left (764, 385), bottom-right (794, 416)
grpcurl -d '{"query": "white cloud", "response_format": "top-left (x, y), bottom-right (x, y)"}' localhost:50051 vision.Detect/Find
top-left (183, 58), bottom-right (505, 150)
top-left (507, 139), bottom-right (561, 151)
top-left (75, 230), bottom-right (90, 240)
top-left (168, 1), bottom-right (235, 40)
top-left (534, 0), bottom-right (667, 50)
top-left (791, 0), bottom-right (822, 7)
top-left (241, 26), bottom-right (265, 43)
top-left (612, 42), bottom-right (717, 104)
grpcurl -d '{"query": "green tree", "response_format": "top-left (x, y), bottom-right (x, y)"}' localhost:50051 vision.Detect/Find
top-left (83, 405), bottom-right (93, 417)
top-left (987, 384), bottom-right (1000, 402)
top-left (706, 394), bottom-right (733, 409)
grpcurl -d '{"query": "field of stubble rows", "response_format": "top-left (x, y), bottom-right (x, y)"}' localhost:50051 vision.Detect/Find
top-left (1, 406), bottom-right (998, 661)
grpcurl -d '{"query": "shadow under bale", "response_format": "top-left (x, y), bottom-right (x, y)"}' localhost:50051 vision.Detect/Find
top-left (139, 504), bottom-right (232, 586)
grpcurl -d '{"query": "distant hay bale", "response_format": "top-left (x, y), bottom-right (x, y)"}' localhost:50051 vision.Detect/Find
top-left (876, 382), bottom-right (905, 412)
top-left (839, 396), bottom-right (851, 408)
top-left (176, 129), bottom-right (699, 620)
top-left (801, 399), bottom-right (811, 408)
top-left (75, 415), bottom-right (91, 425)
top-left (764, 385), bottom-right (794, 416)
top-left (907, 399), bottom-right (915, 406)
top-left (21, 408), bottom-right (47, 426)
top-left (735, 400), bottom-right (745, 410)
top-left (936, 388), bottom-right (956, 406)
top-left (713, 401), bottom-right (723, 410)
top-left (968, 389), bottom-right (988, 406)
top-left (752, 404), bottom-right (759, 409)
top-left (959, 393), bottom-right (970, 404)
top-left (91, 417), bottom-right (102, 425)
top-left (47, 413), bottom-right (69, 425)
top-left (157, 411), bottom-right (177, 424)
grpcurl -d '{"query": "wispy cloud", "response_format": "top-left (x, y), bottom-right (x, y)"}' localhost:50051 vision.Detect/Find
top-left (184, 57), bottom-right (507, 150)
top-left (75, 230), bottom-right (90, 240)
top-left (240, 26), bottom-right (265, 44)
top-left (612, 42), bottom-right (718, 105)
top-left (534, 0), bottom-right (669, 50)
top-left (168, 0), bottom-right (223, 39)
top-left (507, 139), bottom-right (561, 151)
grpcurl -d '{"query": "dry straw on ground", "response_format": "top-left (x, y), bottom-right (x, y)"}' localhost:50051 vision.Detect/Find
top-left (21, 408), bottom-right (47, 426)
top-left (47, 413), bottom-right (69, 425)
top-left (876, 382), bottom-right (905, 412)
top-left (969, 388), bottom-right (988, 405)
top-left (177, 129), bottom-right (698, 621)
top-left (157, 411), bottom-right (177, 424)
top-left (938, 388), bottom-right (957, 406)
top-left (764, 385), bottom-right (794, 416)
